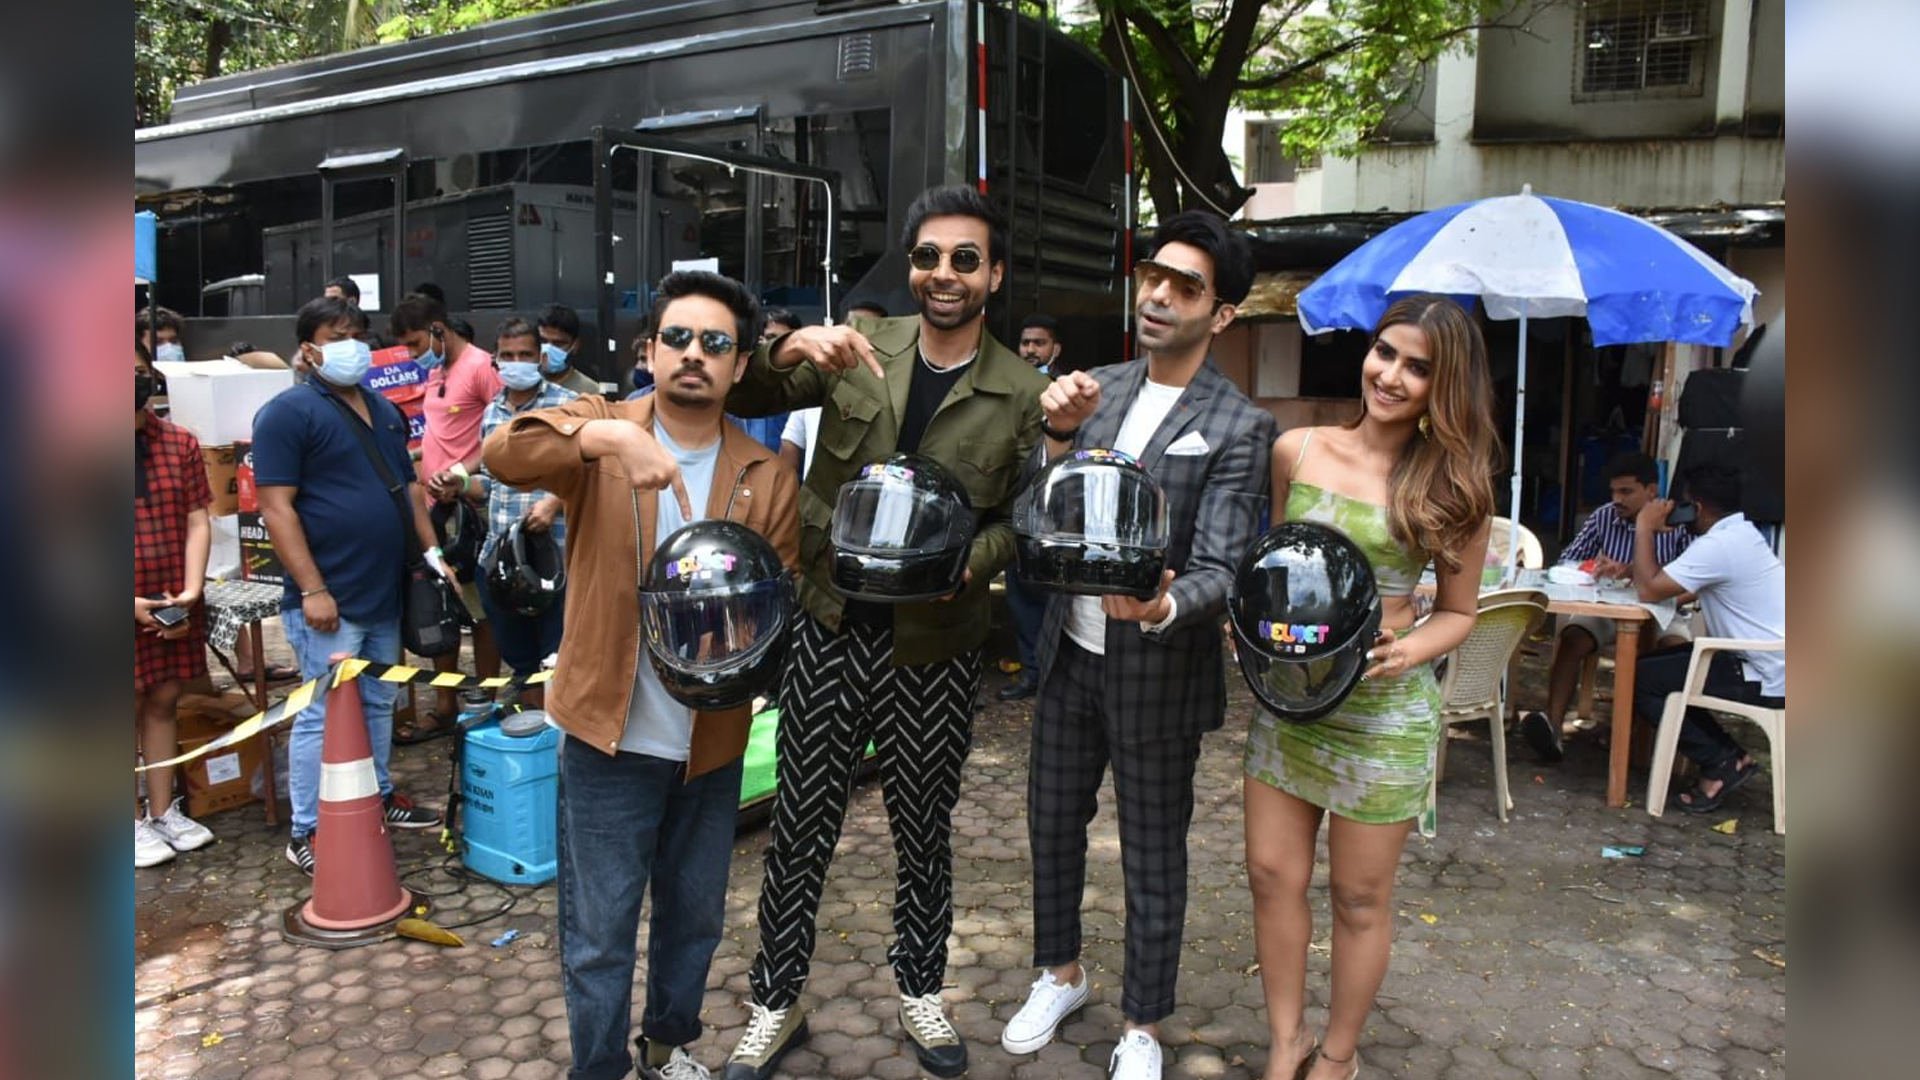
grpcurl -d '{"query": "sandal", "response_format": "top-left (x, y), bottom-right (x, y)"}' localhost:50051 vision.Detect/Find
top-left (239, 664), bottom-right (301, 684)
top-left (393, 711), bottom-right (456, 745)
top-left (1676, 758), bottom-right (1758, 814)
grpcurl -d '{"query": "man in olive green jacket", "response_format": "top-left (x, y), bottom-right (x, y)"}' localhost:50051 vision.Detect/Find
top-left (718, 185), bottom-right (1049, 1080)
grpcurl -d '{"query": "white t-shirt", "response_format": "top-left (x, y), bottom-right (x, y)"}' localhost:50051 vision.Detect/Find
top-left (781, 407), bottom-right (821, 479)
top-left (618, 422), bottom-right (722, 759)
top-left (1064, 379), bottom-right (1184, 654)
top-left (1660, 512), bottom-right (1786, 697)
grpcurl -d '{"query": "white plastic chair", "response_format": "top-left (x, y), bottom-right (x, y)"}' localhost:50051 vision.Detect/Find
top-left (1646, 637), bottom-right (1786, 834)
top-left (1488, 516), bottom-right (1544, 570)
top-left (1431, 589), bottom-right (1549, 824)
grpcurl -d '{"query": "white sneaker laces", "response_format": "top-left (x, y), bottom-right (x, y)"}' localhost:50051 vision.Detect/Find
top-left (900, 993), bottom-right (958, 1042)
top-left (735, 1003), bottom-right (789, 1059)
top-left (658, 1047), bottom-right (711, 1080)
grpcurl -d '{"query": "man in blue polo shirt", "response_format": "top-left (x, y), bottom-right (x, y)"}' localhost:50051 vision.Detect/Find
top-left (253, 295), bottom-right (446, 875)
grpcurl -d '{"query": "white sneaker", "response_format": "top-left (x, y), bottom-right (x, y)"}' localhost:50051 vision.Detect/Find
top-left (134, 818), bottom-right (176, 868)
top-left (639, 1045), bottom-right (712, 1080)
top-left (1001, 968), bottom-right (1091, 1054)
top-left (150, 798), bottom-right (215, 852)
top-left (1108, 1029), bottom-right (1163, 1080)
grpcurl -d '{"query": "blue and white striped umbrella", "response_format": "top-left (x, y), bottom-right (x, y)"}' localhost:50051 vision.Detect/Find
top-left (1296, 186), bottom-right (1758, 572)
top-left (1297, 185), bottom-right (1756, 345)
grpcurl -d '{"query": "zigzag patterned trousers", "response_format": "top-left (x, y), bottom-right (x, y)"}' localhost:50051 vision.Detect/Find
top-left (748, 613), bottom-right (982, 1010)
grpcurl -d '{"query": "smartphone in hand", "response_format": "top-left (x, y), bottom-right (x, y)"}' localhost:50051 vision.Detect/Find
top-left (1665, 501), bottom-right (1698, 528)
top-left (151, 605), bottom-right (190, 628)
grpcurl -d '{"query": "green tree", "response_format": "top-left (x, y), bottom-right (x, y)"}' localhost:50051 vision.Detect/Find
top-left (1069, 0), bottom-right (1551, 220)
top-left (136, 0), bottom-right (398, 126)
top-left (373, 0), bottom-right (582, 42)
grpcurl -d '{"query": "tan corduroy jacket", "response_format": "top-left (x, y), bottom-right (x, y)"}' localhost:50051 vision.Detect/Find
top-left (482, 394), bottom-right (799, 776)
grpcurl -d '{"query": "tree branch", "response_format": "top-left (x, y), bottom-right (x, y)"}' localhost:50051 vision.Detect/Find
top-left (1112, 1), bottom-right (1205, 102)
top-left (1234, 15), bottom-right (1535, 92)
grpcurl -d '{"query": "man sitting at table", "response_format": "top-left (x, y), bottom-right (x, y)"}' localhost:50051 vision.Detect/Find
top-left (1627, 464), bottom-right (1785, 814)
top-left (1521, 452), bottom-right (1694, 762)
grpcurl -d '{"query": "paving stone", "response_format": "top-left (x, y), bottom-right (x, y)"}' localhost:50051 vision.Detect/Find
top-left (136, 634), bottom-right (1785, 1079)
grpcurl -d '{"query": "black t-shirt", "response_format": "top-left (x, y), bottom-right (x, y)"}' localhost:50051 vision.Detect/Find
top-left (896, 353), bottom-right (970, 454)
top-left (842, 352), bottom-right (972, 625)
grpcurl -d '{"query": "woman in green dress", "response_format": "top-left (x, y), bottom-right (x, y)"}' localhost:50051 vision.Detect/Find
top-left (1244, 295), bottom-right (1497, 1080)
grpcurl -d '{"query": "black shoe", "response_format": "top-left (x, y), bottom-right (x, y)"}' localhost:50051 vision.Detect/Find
top-left (383, 792), bottom-right (443, 830)
top-left (899, 993), bottom-right (968, 1078)
top-left (997, 676), bottom-right (1037, 702)
top-left (285, 833), bottom-right (315, 876)
top-left (1521, 711), bottom-right (1564, 763)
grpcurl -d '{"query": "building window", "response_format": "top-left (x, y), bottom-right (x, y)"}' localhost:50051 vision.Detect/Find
top-left (1574, 0), bottom-right (1711, 101)
top-left (1245, 120), bottom-right (1306, 184)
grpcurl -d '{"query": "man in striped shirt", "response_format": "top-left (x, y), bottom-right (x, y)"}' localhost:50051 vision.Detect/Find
top-left (1522, 452), bottom-right (1694, 762)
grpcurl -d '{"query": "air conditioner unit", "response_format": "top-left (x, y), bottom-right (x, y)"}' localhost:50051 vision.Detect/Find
top-left (1652, 11), bottom-right (1696, 39)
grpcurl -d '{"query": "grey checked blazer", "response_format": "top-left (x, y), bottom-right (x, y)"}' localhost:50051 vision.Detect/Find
top-left (1032, 356), bottom-right (1277, 742)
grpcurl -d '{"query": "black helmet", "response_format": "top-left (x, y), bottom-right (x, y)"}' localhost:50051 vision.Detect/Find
top-left (829, 454), bottom-right (975, 603)
top-left (431, 497), bottom-right (484, 583)
top-left (1014, 448), bottom-right (1169, 600)
top-left (482, 520), bottom-right (567, 616)
top-left (1228, 521), bottom-right (1382, 724)
top-left (640, 519), bottom-right (794, 710)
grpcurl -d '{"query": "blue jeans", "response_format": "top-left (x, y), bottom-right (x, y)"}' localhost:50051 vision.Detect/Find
top-left (477, 574), bottom-right (566, 678)
top-left (281, 609), bottom-right (401, 838)
top-left (1005, 569), bottom-right (1046, 680)
top-left (558, 737), bottom-right (742, 1080)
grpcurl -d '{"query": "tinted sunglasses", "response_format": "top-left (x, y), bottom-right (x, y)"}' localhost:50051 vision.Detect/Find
top-left (1133, 259), bottom-right (1218, 307)
top-left (908, 244), bottom-right (985, 274)
top-left (655, 325), bottom-right (738, 356)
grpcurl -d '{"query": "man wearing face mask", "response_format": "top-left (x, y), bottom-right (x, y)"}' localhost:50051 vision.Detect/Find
top-left (473, 318), bottom-right (577, 705)
top-left (252, 296), bottom-right (448, 874)
top-left (536, 303), bottom-right (604, 398)
top-left (137, 306), bottom-right (187, 365)
top-left (390, 291), bottom-right (502, 735)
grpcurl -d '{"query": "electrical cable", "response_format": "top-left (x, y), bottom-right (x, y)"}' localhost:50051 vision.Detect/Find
top-left (1109, 15), bottom-right (1235, 218)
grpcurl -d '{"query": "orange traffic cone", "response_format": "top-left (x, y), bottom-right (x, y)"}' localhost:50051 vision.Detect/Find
top-left (282, 654), bottom-right (425, 948)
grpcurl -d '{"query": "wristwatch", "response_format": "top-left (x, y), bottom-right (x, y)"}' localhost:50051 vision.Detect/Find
top-left (1040, 419), bottom-right (1080, 442)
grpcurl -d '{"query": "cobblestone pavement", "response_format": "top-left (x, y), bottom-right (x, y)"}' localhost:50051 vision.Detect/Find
top-left (136, 632), bottom-right (1786, 1080)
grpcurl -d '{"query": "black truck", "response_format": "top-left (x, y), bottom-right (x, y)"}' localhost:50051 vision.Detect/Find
top-left (134, 0), bottom-right (1134, 383)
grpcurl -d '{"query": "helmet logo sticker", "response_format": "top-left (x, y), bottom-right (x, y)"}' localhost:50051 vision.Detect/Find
top-left (1071, 448), bottom-right (1139, 465)
top-left (860, 463), bottom-right (916, 482)
top-left (666, 552), bottom-right (739, 581)
top-left (1257, 621), bottom-right (1334, 653)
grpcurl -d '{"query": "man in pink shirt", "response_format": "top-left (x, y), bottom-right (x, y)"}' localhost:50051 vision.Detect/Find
top-left (389, 291), bottom-right (502, 738)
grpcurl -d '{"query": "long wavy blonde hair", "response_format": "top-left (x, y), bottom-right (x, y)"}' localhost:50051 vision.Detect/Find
top-left (1345, 294), bottom-right (1500, 573)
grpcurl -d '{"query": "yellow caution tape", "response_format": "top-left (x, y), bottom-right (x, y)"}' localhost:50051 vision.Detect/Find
top-left (135, 661), bottom-right (554, 772)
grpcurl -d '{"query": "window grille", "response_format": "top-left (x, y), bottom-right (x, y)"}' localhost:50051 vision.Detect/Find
top-left (1575, 0), bottom-right (1711, 101)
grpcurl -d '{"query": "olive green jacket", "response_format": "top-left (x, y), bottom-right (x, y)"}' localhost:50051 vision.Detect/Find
top-left (727, 315), bottom-right (1049, 665)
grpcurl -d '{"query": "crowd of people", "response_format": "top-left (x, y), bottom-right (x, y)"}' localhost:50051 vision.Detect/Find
top-left (133, 182), bottom-right (1786, 1080)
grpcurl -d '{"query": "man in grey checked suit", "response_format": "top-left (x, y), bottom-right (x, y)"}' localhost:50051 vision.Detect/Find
top-left (999, 211), bottom-right (1276, 1080)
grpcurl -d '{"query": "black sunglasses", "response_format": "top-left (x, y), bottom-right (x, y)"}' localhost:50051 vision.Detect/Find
top-left (908, 244), bottom-right (985, 275)
top-left (655, 325), bottom-right (738, 356)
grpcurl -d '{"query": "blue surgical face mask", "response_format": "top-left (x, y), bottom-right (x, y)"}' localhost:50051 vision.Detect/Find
top-left (155, 342), bottom-right (185, 365)
top-left (497, 360), bottom-right (543, 391)
top-left (414, 341), bottom-right (445, 372)
top-left (315, 339), bottom-right (373, 387)
top-left (540, 342), bottom-right (571, 375)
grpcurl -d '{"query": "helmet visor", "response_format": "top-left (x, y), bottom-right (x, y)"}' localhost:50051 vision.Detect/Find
top-left (641, 578), bottom-right (790, 676)
top-left (831, 470), bottom-right (971, 553)
top-left (1015, 455), bottom-right (1168, 548)
top-left (1236, 644), bottom-right (1367, 723)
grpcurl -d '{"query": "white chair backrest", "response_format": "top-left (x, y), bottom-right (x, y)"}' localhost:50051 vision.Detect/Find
top-left (1440, 591), bottom-right (1549, 708)
top-left (1488, 516), bottom-right (1544, 570)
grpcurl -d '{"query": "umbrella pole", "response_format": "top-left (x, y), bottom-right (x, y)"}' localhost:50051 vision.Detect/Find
top-left (1510, 306), bottom-right (1528, 579)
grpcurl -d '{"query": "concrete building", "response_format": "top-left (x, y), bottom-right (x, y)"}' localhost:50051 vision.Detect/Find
top-left (1216, 0), bottom-right (1783, 538)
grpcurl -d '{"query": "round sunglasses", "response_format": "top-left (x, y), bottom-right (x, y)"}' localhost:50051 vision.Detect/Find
top-left (655, 325), bottom-right (738, 356)
top-left (908, 244), bottom-right (985, 275)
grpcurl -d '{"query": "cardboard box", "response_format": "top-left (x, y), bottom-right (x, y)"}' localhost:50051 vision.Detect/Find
top-left (238, 511), bottom-right (285, 587)
top-left (154, 359), bottom-right (292, 446)
top-left (202, 444), bottom-right (240, 516)
top-left (178, 730), bottom-right (269, 819)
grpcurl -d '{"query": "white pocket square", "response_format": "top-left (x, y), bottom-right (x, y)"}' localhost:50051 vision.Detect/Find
top-left (1165, 432), bottom-right (1210, 456)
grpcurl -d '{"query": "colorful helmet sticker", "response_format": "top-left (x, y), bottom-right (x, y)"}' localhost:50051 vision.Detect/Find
top-left (860, 462), bottom-right (917, 482)
top-left (1071, 448), bottom-right (1139, 466)
top-left (665, 552), bottom-right (739, 582)
top-left (1255, 620), bottom-right (1334, 655)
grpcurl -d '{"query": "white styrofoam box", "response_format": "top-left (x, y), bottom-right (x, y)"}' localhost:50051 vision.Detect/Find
top-left (207, 514), bottom-right (242, 582)
top-left (154, 360), bottom-right (293, 446)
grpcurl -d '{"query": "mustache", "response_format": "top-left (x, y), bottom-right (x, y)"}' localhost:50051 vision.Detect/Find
top-left (673, 363), bottom-right (712, 384)
top-left (1138, 302), bottom-right (1175, 323)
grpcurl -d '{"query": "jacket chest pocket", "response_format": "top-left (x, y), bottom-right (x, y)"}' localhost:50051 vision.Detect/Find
top-left (818, 387), bottom-right (883, 462)
top-left (955, 437), bottom-right (1019, 506)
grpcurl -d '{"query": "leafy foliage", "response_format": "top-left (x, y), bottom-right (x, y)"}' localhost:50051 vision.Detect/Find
top-left (1064, 0), bottom-right (1548, 219)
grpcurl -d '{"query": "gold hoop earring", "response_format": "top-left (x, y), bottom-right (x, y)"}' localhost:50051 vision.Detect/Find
top-left (1418, 413), bottom-right (1432, 438)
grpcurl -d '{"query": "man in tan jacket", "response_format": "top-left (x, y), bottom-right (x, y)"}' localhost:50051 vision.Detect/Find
top-left (484, 270), bottom-right (798, 1080)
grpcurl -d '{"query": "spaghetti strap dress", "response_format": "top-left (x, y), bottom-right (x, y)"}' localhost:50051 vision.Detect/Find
top-left (1243, 432), bottom-right (1438, 824)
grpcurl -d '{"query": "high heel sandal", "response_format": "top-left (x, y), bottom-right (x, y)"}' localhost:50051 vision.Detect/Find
top-left (1287, 1034), bottom-right (1321, 1080)
top-left (1314, 1048), bottom-right (1361, 1080)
